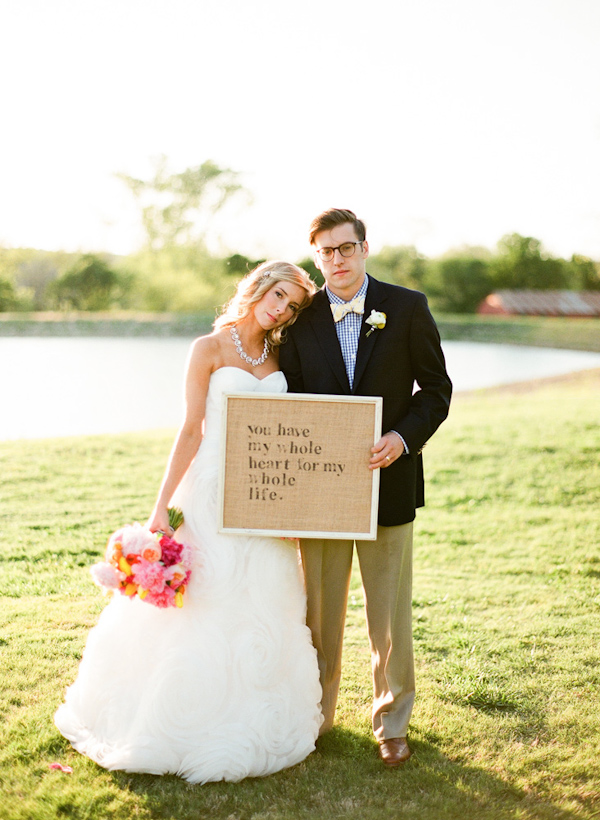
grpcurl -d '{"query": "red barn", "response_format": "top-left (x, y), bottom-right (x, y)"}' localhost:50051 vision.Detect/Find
top-left (478, 290), bottom-right (600, 317)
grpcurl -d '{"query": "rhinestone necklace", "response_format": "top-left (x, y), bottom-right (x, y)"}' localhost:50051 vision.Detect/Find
top-left (230, 325), bottom-right (269, 367)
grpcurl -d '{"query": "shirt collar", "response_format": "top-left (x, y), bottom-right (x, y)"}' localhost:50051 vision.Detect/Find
top-left (326, 274), bottom-right (369, 305)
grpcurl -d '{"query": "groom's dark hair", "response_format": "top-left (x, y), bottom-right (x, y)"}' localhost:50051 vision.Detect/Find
top-left (309, 208), bottom-right (367, 246)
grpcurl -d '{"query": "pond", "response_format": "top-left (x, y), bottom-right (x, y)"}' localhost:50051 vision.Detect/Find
top-left (2, 337), bottom-right (600, 440)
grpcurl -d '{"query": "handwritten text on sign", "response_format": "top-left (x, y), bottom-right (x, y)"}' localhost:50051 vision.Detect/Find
top-left (220, 394), bottom-right (382, 538)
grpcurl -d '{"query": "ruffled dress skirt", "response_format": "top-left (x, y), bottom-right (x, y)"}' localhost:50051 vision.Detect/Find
top-left (54, 368), bottom-right (323, 783)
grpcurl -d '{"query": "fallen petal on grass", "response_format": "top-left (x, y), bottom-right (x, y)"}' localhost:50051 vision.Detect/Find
top-left (49, 763), bottom-right (73, 774)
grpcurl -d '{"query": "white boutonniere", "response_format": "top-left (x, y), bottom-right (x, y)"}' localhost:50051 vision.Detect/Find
top-left (365, 310), bottom-right (387, 337)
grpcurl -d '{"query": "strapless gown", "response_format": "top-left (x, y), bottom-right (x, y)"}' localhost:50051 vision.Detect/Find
top-left (54, 367), bottom-right (323, 783)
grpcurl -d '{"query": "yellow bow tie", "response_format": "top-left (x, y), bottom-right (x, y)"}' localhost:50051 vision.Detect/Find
top-left (331, 296), bottom-right (365, 322)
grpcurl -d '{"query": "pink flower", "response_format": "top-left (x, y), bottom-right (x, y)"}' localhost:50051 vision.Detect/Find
top-left (144, 585), bottom-right (176, 608)
top-left (159, 535), bottom-right (183, 567)
top-left (94, 524), bottom-right (193, 609)
top-left (112, 523), bottom-right (157, 558)
top-left (90, 562), bottom-right (121, 590)
top-left (181, 544), bottom-right (194, 567)
top-left (132, 558), bottom-right (165, 594)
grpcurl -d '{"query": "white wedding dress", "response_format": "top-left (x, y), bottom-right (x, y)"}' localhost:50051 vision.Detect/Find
top-left (55, 367), bottom-right (323, 783)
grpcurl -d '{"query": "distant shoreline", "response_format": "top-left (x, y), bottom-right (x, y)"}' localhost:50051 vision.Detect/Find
top-left (0, 311), bottom-right (599, 352)
top-left (454, 365), bottom-right (600, 397)
top-left (0, 312), bottom-right (215, 338)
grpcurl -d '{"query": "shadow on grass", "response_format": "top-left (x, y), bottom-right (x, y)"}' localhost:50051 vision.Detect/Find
top-left (108, 726), bottom-right (584, 820)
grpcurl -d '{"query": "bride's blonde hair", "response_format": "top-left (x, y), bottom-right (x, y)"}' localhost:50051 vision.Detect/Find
top-left (214, 260), bottom-right (316, 346)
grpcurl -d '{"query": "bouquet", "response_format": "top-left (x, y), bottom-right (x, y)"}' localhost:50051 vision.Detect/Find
top-left (91, 508), bottom-right (193, 609)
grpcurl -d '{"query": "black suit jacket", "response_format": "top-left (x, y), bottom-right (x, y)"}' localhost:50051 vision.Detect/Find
top-left (279, 276), bottom-right (452, 526)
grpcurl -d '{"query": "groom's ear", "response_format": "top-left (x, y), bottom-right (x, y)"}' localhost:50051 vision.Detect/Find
top-left (313, 250), bottom-right (324, 272)
top-left (362, 240), bottom-right (369, 260)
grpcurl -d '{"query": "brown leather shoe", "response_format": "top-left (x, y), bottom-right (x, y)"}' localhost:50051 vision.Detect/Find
top-left (378, 737), bottom-right (411, 767)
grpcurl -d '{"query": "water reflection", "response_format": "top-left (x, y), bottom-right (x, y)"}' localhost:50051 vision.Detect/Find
top-left (2, 337), bottom-right (600, 440)
top-left (442, 341), bottom-right (600, 391)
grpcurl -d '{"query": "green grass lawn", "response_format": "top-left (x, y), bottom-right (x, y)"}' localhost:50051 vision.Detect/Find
top-left (1, 369), bottom-right (599, 820)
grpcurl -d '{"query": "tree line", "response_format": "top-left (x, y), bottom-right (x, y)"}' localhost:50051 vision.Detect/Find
top-left (1, 158), bottom-right (598, 314)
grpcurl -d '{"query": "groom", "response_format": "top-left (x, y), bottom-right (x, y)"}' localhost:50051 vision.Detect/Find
top-left (279, 208), bottom-right (452, 766)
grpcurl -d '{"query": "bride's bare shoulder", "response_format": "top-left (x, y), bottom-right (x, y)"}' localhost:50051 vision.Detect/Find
top-left (188, 330), bottom-right (229, 370)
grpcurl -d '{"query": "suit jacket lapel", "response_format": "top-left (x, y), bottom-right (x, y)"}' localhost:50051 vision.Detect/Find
top-left (352, 276), bottom-right (389, 393)
top-left (308, 289), bottom-right (351, 393)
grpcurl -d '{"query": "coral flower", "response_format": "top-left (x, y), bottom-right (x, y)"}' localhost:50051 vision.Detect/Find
top-left (141, 542), bottom-right (162, 563)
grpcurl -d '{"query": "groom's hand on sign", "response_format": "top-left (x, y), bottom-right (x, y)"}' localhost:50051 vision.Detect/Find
top-left (369, 432), bottom-right (405, 470)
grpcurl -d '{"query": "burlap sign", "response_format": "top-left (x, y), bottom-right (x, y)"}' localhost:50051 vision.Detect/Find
top-left (219, 393), bottom-right (382, 539)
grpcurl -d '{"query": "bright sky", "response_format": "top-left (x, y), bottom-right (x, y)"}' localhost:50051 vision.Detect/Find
top-left (1, 0), bottom-right (599, 262)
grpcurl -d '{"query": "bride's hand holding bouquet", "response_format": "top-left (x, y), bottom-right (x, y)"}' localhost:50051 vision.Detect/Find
top-left (146, 504), bottom-right (178, 538)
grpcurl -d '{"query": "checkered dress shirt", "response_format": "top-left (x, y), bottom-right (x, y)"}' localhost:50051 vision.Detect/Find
top-left (326, 276), bottom-right (409, 454)
top-left (326, 276), bottom-right (369, 389)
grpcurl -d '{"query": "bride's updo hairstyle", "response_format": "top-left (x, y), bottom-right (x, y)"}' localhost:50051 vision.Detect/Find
top-left (214, 261), bottom-right (316, 346)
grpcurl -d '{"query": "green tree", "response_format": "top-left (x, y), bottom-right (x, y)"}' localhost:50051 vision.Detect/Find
top-left (224, 254), bottom-right (266, 276)
top-left (16, 255), bottom-right (64, 309)
top-left (296, 256), bottom-right (323, 287)
top-left (367, 245), bottom-right (428, 290)
top-left (118, 156), bottom-right (245, 250)
top-left (567, 254), bottom-right (600, 290)
top-left (427, 257), bottom-right (494, 313)
top-left (491, 234), bottom-right (569, 290)
top-left (122, 246), bottom-right (236, 313)
top-left (50, 255), bottom-right (124, 310)
top-left (0, 277), bottom-right (19, 311)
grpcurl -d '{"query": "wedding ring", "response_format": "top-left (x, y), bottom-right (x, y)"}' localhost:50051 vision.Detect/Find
top-left (386, 456), bottom-right (391, 462)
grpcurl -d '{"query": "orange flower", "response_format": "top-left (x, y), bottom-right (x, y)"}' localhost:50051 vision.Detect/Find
top-left (141, 543), bottom-right (162, 563)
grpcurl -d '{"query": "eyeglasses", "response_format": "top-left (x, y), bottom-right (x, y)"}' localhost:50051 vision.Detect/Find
top-left (315, 242), bottom-right (363, 262)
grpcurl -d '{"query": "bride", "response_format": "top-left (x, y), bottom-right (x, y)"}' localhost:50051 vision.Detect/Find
top-left (54, 261), bottom-right (322, 783)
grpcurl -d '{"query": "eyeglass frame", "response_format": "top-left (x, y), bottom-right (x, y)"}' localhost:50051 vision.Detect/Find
top-left (314, 241), bottom-right (364, 261)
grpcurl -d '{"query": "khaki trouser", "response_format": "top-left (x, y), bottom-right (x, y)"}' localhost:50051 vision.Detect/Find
top-left (300, 522), bottom-right (415, 740)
